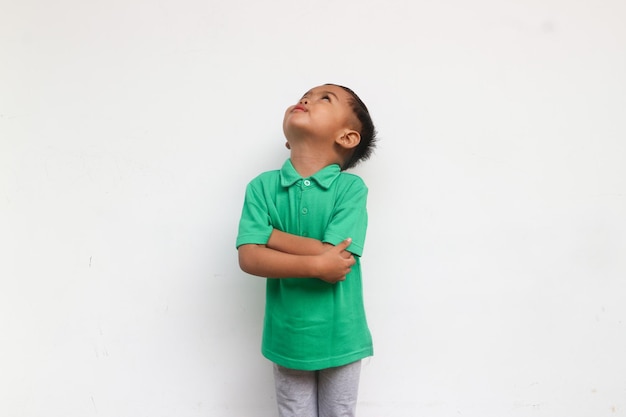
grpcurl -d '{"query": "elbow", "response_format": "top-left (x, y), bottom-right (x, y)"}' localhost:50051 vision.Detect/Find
top-left (238, 244), bottom-right (258, 275)
top-left (238, 248), bottom-right (251, 274)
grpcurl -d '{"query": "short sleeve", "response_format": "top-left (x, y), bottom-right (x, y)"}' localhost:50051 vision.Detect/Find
top-left (322, 176), bottom-right (368, 256)
top-left (236, 181), bottom-right (273, 248)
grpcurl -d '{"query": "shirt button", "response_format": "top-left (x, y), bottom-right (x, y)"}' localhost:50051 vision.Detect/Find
top-left (301, 208), bottom-right (308, 215)
top-left (303, 179), bottom-right (311, 186)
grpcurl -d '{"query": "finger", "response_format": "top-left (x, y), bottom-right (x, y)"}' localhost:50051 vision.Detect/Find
top-left (331, 276), bottom-right (344, 284)
top-left (335, 238), bottom-right (352, 252)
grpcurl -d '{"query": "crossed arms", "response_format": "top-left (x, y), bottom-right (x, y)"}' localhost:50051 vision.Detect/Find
top-left (238, 229), bottom-right (355, 284)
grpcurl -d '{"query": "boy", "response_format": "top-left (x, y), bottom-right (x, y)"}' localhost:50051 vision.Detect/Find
top-left (236, 83), bottom-right (377, 417)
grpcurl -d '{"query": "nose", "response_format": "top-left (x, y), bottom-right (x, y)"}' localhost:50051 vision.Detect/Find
top-left (299, 98), bottom-right (308, 105)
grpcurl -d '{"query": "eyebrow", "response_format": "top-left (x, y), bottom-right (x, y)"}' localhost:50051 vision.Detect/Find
top-left (302, 90), bottom-right (340, 100)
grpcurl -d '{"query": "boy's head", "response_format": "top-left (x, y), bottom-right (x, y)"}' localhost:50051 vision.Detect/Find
top-left (329, 84), bottom-right (377, 170)
top-left (283, 84), bottom-right (377, 171)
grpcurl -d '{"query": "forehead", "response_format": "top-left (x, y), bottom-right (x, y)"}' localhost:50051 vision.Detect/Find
top-left (302, 85), bottom-right (352, 101)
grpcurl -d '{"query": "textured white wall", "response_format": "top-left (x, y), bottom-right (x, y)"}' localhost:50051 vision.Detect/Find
top-left (2, 0), bottom-right (625, 416)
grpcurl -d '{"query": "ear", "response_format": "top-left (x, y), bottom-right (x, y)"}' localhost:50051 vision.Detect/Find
top-left (336, 130), bottom-right (361, 150)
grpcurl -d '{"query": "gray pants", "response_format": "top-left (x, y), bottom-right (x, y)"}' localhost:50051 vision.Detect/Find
top-left (273, 360), bottom-right (362, 417)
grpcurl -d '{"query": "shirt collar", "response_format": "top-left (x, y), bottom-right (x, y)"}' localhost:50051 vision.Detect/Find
top-left (280, 159), bottom-right (341, 190)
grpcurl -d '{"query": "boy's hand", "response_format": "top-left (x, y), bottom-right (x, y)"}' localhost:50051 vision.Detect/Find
top-left (316, 238), bottom-right (355, 284)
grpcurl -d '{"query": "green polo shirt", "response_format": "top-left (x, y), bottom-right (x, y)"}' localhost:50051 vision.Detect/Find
top-left (236, 159), bottom-right (373, 370)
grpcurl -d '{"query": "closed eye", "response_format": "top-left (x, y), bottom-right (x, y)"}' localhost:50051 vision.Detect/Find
top-left (320, 90), bottom-right (339, 102)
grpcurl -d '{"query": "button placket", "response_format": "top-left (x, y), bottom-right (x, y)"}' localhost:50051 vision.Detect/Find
top-left (300, 178), bottom-right (311, 216)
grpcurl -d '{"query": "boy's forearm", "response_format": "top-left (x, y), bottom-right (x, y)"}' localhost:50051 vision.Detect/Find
top-left (238, 244), bottom-right (320, 278)
top-left (238, 239), bottom-right (355, 283)
top-left (266, 229), bottom-right (331, 256)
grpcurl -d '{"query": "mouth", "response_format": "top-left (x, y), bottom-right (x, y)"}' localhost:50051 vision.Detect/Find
top-left (292, 104), bottom-right (307, 112)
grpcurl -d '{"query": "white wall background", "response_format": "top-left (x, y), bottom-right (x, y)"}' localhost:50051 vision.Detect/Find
top-left (2, 0), bottom-right (625, 416)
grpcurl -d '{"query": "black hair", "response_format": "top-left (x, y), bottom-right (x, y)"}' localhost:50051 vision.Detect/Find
top-left (326, 84), bottom-right (378, 170)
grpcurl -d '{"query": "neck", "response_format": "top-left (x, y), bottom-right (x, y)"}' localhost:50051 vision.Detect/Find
top-left (289, 147), bottom-right (341, 178)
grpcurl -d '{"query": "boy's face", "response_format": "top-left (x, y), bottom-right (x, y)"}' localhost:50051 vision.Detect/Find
top-left (283, 84), bottom-right (357, 145)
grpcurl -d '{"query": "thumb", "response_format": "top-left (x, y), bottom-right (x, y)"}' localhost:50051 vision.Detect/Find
top-left (335, 238), bottom-right (352, 251)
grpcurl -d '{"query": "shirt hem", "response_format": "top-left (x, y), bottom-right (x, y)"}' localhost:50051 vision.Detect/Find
top-left (262, 347), bottom-right (374, 371)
